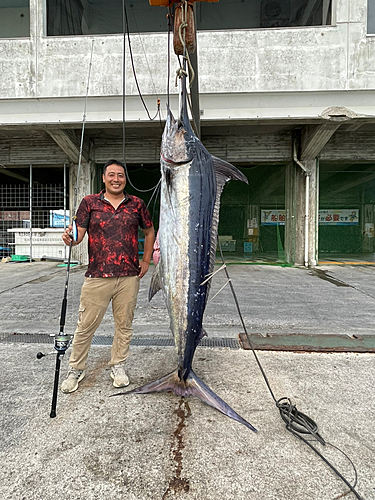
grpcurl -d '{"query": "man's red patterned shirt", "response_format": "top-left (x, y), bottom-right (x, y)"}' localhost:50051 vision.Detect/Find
top-left (75, 190), bottom-right (153, 278)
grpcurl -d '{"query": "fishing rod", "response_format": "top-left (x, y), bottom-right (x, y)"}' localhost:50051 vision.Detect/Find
top-left (37, 241), bottom-right (74, 418)
top-left (37, 39), bottom-right (95, 418)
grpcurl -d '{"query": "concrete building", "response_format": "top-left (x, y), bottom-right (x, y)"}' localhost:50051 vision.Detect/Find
top-left (1, 0), bottom-right (375, 265)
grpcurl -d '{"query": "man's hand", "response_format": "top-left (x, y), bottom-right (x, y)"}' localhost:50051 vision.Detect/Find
top-left (62, 225), bottom-right (74, 246)
top-left (140, 226), bottom-right (155, 278)
top-left (138, 260), bottom-right (150, 279)
top-left (62, 223), bottom-right (86, 246)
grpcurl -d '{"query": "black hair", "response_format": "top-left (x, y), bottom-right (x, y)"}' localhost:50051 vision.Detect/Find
top-left (103, 159), bottom-right (126, 176)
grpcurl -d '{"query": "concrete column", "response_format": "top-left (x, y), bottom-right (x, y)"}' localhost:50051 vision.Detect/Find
top-left (306, 159), bottom-right (319, 267)
top-left (294, 164), bottom-right (306, 266)
top-left (285, 161), bottom-right (305, 265)
top-left (284, 162), bottom-right (296, 264)
top-left (362, 203), bottom-right (374, 253)
top-left (284, 162), bottom-right (296, 263)
top-left (69, 161), bottom-right (94, 265)
top-left (284, 159), bottom-right (319, 267)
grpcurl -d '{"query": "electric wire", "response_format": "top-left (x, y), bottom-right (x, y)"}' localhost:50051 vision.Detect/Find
top-left (129, 7), bottom-right (159, 99)
top-left (124, 6), bottom-right (161, 123)
top-left (216, 238), bottom-right (364, 500)
top-left (121, 0), bottom-right (161, 194)
top-left (128, 10), bottom-right (165, 132)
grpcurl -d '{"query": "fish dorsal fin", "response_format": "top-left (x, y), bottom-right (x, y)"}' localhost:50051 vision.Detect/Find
top-left (149, 263), bottom-right (162, 301)
top-left (212, 156), bottom-right (249, 189)
top-left (208, 156), bottom-right (249, 279)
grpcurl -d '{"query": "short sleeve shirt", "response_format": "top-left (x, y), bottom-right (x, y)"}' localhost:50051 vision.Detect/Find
top-left (75, 190), bottom-right (153, 278)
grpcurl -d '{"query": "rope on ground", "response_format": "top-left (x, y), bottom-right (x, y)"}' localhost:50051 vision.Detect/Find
top-left (215, 238), bottom-right (364, 500)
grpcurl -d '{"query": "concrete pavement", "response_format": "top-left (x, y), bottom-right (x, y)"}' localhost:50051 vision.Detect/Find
top-left (0, 260), bottom-right (374, 499)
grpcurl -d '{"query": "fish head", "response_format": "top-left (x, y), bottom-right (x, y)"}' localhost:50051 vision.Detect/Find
top-left (161, 107), bottom-right (194, 168)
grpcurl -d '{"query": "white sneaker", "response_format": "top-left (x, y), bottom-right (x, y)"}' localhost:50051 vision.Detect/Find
top-left (61, 367), bottom-right (85, 393)
top-left (111, 364), bottom-right (129, 388)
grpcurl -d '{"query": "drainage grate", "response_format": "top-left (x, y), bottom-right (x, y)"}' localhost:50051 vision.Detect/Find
top-left (1, 333), bottom-right (240, 349)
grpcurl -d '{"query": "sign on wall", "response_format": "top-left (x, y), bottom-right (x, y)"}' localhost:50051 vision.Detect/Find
top-left (318, 209), bottom-right (359, 225)
top-left (261, 209), bottom-right (359, 226)
top-left (261, 210), bottom-right (286, 225)
top-left (50, 210), bottom-right (70, 228)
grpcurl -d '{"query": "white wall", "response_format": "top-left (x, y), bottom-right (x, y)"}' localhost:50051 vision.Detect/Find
top-left (0, 0), bottom-right (374, 102)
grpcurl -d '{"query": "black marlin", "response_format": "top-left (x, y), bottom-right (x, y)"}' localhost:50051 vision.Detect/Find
top-left (114, 73), bottom-right (256, 432)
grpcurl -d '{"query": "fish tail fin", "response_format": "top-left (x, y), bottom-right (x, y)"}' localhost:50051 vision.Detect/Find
top-left (187, 370), bottom-right (257, 432)
top-left (111, 369), bottom-right (257, 433)
top-left (110, 371), bottom-right (179, 397)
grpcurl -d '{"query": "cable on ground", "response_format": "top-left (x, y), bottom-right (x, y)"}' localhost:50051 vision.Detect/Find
top-left (215, 238), bottom-right (364, 500)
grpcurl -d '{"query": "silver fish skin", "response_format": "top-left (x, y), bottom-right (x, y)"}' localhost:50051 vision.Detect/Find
top-left (113, 78), bottom-right (256, 433)
top-left (157, 107), bottom-right (216, 381)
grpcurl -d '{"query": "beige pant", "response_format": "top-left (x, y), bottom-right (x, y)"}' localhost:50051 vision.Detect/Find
top-left (69, 276), bottom-right (140, 370)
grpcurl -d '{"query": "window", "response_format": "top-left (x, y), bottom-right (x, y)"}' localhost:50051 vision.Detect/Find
top-left (368, 0), bottom-right (375, 34)
top-left (0, 0), bottom-right (30, 38)
top-left (197, 0), bottom-right (332, 30)
top-left (46, 0), bottom-right (332, 37)
top-left (47, 0), bottom-right (168, 36)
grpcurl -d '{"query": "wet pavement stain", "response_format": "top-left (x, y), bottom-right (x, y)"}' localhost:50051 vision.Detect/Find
top-left (162, 398), bottom-right (191, 499)
top-left (309, 268), bottom-right (350, 287)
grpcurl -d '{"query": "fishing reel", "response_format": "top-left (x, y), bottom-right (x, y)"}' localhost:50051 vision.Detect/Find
top-left (36, 333), bottom-right (73, 359)
top-left (54, 333), bottom-right (73, 353)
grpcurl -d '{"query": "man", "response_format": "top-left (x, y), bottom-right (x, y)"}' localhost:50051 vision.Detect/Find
top-left (61, 159), bottom-right (154, 393)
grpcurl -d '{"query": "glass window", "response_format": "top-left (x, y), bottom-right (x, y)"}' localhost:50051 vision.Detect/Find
top-left (0, 0), bottom-right (30, 38)
top-left (46, 0), bottom-right (332, 37)
top-left (368, 0), bottom-right (375, 34)
top-left (197, 0), bottom-right (332, 30)
top-left (47, 0), bottom-right (168, 36)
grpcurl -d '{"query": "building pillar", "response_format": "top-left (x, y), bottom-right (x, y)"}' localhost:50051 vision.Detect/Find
top-left (306, 159), bottom-right (319, 267)
top-left (69, 161), bottom-right (94, 265)
top-left (285, 159), bottom-right (319, 267)
top-left (362, 203), bottom-right (374, 253)
top-left (285, 161), bottom-right (296, 264)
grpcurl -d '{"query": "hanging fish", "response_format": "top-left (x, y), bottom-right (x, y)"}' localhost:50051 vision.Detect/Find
top-left (113, 74), bottom-right (256, 432)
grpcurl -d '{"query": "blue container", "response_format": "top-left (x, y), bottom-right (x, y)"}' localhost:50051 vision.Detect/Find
top-left (243, 242), bottom-right (253, 253)
top-left (0, 247), bottom-right (12, 257)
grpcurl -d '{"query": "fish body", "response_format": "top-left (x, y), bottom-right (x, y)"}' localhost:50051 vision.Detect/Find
top-left (115, 76), bottom-right (256, 432)
top-left (157, 104), bottom-right (216, 381)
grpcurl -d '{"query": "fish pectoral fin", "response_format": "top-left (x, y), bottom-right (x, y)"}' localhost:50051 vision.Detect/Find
top-left (149, 263), bottom-right (162, 301)
top-left (187, 370), bottom-right (257, 432)
top-left (212, 156), bottom-right (249, 185)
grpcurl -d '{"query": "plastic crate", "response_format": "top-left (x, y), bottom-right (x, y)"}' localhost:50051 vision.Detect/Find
top-left (11, 255), bottom-right (29, 261)
top-left (220, 240), bottom-right (236, 252)
top-left (243, 242), bottom-right (253, 253)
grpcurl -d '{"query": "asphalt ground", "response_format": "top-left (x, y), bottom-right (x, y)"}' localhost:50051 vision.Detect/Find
top-left (0, 260), bottom-right (375, 500)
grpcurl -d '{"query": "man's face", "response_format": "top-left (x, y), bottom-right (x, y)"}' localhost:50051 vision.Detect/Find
top-left (102, 164), bottom-right (126, 196)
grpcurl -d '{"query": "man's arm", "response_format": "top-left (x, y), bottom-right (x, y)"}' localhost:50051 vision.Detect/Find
top-left (139, 226), bottom-right (155, 279)
top-left (62, 224), bottom-right (87, 246)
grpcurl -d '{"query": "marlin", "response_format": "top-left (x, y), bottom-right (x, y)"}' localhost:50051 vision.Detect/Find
top-left (114, 74), bottom-right (256, 432)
